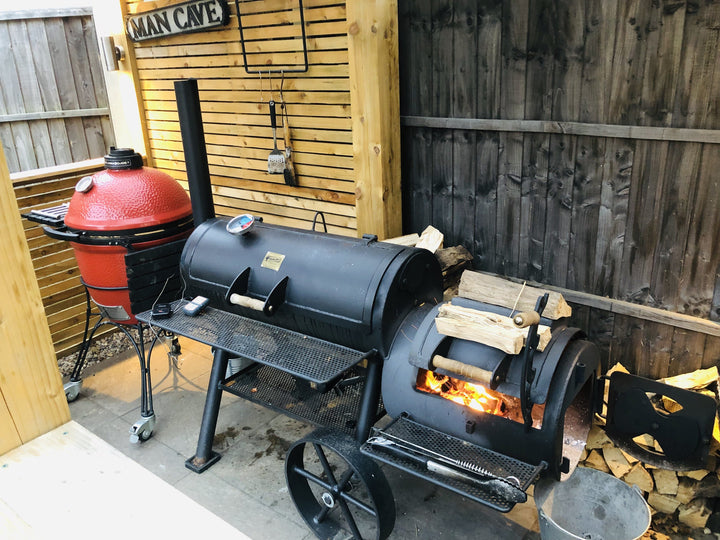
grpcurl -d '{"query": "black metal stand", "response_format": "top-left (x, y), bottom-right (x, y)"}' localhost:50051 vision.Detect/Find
top-left (137, 300), bottom-right (384, 473)
top-left (184, 348), bottom-right (228, 473)
top-left (64, 285), bottom-right (163, 443)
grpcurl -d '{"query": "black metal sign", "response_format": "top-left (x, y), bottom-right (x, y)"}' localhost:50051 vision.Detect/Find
top-left (126, 0), bottom-right (229, 43)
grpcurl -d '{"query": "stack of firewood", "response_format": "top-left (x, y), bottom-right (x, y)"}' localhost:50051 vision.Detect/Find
top-left (580, 364), bottom-right (720, 531)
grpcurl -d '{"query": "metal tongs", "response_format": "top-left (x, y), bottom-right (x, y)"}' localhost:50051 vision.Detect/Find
top-left (366, 435), bottom-right (526, 504)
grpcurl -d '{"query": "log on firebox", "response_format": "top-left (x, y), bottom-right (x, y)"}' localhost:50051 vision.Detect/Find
top-left (459, 271), bottom-right (572, 320)
top-left (435, 303), bottom-right (551, 355)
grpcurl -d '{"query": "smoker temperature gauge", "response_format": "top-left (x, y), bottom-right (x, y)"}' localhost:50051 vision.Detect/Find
top-left (226, 214), bottom-right (255, 235)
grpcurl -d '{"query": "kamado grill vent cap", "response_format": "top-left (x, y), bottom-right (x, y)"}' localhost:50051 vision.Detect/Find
top-left (104, 147), bottom-right (144, 170)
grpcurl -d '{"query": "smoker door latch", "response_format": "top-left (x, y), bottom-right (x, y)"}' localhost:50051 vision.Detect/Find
top-left (520, 293), bottom-right (549, 430)
top-left (604, 372), bottom-right (717, 470)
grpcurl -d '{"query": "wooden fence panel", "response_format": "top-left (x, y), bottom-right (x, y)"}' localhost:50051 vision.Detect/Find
top-left (0, 10), bottom-right (114, 174)
top-left (399, 0), bottom-right (720, 377)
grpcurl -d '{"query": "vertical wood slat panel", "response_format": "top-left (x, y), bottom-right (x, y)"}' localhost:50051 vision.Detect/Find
top-left (495, 0), bottom-right (528, 277)
top-left (0, 146), bottom-right (70, 455)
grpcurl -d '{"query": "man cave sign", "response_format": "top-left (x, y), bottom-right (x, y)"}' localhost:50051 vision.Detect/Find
top-left (126, 0), bottom-right (230, 43)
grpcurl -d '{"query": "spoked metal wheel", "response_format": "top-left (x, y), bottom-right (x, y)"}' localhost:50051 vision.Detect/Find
top-left (285, 428), bottom-right (395, 540)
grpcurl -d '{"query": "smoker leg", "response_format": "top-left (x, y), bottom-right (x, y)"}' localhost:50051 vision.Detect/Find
top-left (355, 354), bottom-right (382, 443)
top-left (185, 347), bottom-right (229, 473)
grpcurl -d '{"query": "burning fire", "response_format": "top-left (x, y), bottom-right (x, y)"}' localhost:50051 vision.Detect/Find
top-left (416, 369), bottom-right (504, 415)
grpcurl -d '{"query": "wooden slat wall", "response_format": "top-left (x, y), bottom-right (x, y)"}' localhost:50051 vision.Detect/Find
top-left (0, 10), bottom-right (115, 174)
top-left (0, 145), bottom-right (70, 456)
top-left (125, 0), bottom-right (358, 235)
top-left (12, 160), bottom-right (114, 358)
top-left (399, 0), bottom-right (720, 377)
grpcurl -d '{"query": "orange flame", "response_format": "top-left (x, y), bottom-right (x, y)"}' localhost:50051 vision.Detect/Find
top-left (416, 369), bottom-right (504, 415)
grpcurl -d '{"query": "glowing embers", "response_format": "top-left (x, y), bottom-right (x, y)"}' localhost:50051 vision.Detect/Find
top-left (415, 368), bottom-right (545, 428)
top-left (416, 369), bottom-right (506, 415)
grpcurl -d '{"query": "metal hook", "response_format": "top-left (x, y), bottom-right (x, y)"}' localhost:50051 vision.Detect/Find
top-left (279, 70), bottom-right (285, 104)
top-left (259, 71), bottom-right (264, 102)
top-left (268, 70), bottom-right (274, 102)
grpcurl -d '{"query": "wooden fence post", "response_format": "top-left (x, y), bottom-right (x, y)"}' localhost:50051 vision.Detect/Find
top-left (347, 0), bottom-right (402, 239)
top-left (0, 145), bottom-right (70, 456)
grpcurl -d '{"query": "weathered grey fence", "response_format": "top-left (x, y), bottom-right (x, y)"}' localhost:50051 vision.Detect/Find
top-left (0, 8), bottom-right (114, 174)
top-left (399, 0), bottom-right (720, 378)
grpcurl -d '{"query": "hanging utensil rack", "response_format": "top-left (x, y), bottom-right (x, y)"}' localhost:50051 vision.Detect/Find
top-left (235, 0), bottom-right (309, 74)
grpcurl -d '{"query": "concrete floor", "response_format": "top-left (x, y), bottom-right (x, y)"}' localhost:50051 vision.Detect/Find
top-left (68, 335), bottom-right (540, 540)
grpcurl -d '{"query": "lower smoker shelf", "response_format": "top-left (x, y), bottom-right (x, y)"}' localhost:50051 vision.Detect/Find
top-left (361, 415), bottom-right (545, 512)
top-left (221, 364), bottom-right (382, 435)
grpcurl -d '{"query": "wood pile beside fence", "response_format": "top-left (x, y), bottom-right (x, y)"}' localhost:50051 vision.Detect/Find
top-left (12, 159), bottom-right (112, 358)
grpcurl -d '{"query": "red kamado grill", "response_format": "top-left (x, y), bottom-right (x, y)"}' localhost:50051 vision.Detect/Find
top-left (25, 148), bottom-right (194, 441)
top-left (50, 148), bottom-right (193, 323)
top-left (136, 79), bottom-right (718, 540)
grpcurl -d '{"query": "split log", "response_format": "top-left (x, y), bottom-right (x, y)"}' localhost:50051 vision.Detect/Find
top-left (585, 425), bottom-right (613, 450)
top-left (676, 477), bottom-right (698, 505)
top-left (678, 469), bottom-right (709, 481)
top-left (415, 225), bottom-right (444, 253)
top-left (603, 446), bottom-right (633, 478)
top-left (435, 245), bottom-right (473, 277)
top-left (458, 271), bottom-right (572, 320)
top-left (583, 451), bottom-right (610, 473)
top-left (652, 469), bottom-right (679, 496)
top-left (625, 462), bottom-right (654, 493)
top-left (678, 499), bottom-right (712, 529)
top-left (435, 303), bottom-right (551, 355)
top-left (648, 491), bottom-right (680, 514)
top-left (658, 366), bottom-right (718, 391)
top-left (383, 233), bottom-right (419, 246)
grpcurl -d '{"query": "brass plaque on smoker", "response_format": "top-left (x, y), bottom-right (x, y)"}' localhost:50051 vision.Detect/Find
top-left (261, 252), bottom-right (285, 271)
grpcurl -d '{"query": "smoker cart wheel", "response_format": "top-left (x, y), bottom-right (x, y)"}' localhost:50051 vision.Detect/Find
top-left (285, 428), bottom-right (396, 540)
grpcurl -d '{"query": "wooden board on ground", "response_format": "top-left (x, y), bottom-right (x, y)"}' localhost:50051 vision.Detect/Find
top-left (459, 270), bottom-right (572, 320)
top-left (0, 421), bottom-right (249, 539)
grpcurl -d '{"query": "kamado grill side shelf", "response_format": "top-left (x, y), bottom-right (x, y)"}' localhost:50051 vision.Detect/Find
top-left (361, 415), bottom-right (546, 512)
top-left (137, 299), bottom-right (368, 385)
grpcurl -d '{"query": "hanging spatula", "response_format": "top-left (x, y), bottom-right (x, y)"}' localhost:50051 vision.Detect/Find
top-left (267, 100), bottom-right (285, 174)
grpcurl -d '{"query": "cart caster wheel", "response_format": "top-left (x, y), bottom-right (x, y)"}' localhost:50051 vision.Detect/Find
top-left (129, 414), bottom-right (156, 444)
top-left (64, 380), bottom-right (82, 402)
top-left (285, 428), bottom-right (395, 540)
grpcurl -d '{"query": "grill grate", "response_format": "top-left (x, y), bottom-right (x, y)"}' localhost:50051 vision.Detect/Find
top-left (361, 415), bottom-right (545, 512)
top-left (137, 300), bottom-right (367, 384)
top-left (222, 364), bottom-right (380, 434)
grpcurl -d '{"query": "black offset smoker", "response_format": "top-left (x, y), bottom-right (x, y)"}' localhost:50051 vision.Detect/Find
top-left (137, 78), bottom-right (717, 540)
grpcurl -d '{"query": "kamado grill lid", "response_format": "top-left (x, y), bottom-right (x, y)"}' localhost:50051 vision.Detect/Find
top-left (64, 147), bottom-right (192, 233)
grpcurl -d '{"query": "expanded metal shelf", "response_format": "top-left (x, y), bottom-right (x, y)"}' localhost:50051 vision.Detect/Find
top-left (137, 300), bottom-right (368, 385)
top-left (361, 415), bottom-right (545, 512)
top-left (222, 364), bottom-right (381, 435)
